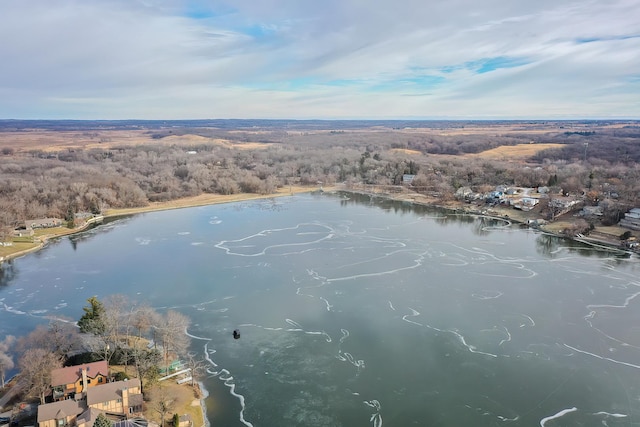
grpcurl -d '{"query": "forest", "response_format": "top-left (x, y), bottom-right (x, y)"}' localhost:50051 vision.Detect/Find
top-left (0, 120), bottom-right (639, 235)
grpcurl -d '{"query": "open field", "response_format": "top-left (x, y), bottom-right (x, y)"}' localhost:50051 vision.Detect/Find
top-left (389, 148), bottom-right (422, 155)
top-left (1, 120), bottom-right (638, 260)
top-left (467, 143), bottom-right (565, 160)
top-left (0, 130), bottom-right (271, 153)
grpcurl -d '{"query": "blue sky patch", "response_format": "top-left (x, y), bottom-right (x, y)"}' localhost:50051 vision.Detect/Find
top-left (576, 34), bottom-right (640, 44)
top-left (184, 1), bottom-right (234, 20)
top-left (474, 56), bottom-right (530, 73)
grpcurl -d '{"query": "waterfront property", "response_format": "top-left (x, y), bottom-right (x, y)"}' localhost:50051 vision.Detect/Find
top-left (51, 361), bottom-right (108, 401)
top-left (37, 379), bottom-right (142, 427)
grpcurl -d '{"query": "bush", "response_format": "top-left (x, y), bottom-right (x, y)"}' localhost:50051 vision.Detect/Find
top-left (113, 371), bottom-right (129, 381)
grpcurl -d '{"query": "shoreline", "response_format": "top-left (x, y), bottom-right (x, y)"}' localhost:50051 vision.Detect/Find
top-left (338, 187), bottom-right (637, 256)
top-left (1, 184), bottom-right (635, 264)
top-left (0, 185), bottom-right (328, 263)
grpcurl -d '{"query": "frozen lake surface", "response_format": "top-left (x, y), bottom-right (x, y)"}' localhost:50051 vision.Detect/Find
top-left (1, 192), bottom-right (640, 426)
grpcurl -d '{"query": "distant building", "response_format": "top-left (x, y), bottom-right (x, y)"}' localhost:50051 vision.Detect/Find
top-left (619, 208), bottom-right (640, 231)
top-left (13, 228), bottom-right (34, 238)
top-left (580, 206), bottom-right (603, 218)
top-left (402, 174), bottom-right (415, 185)
top-left (454, 187), bottom-right (473, 200)
top-left (25, 218), bottom-right (63, 229)
top-left (513, 197), bottom-right (539, 211)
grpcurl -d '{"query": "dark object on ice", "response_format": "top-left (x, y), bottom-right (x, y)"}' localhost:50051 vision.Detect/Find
top-left (233, 329), bottom-right (241, 339)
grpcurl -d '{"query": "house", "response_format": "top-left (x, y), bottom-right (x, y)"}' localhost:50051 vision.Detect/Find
top-left (37, 399), bottom-right (86, 427)
top-left (513, 197), bottom-right (539, 211)
top-left (86, 378), bottom-right (143, 417)
top-left (75, 408), bottom-right (104, 427)
top-left (619, 208), bottom-right (640, 231)
top-left (51, 361), bottom-right (109, 401)
top-left (454, 187), bottom-right (473, 200)
top-left (402, 174), bottom-right (415, 185)
top-left (580, 206), bottom-right (603, 218)
top-left (25, 218), bottom-right (63, 229)
top-left (13, 228), bottom-right (34, 238)
top-left (548, 197), bottom-right (581, 218)
top-left (488, 191), bottom-right (504, 201)
top-left (37, 379), bottom-right (143, 427)
top-left (624, 208), bottom-right (640, 220)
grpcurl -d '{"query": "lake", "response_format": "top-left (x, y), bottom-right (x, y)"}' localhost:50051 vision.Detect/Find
top-left (1, 192), bottom-right (640, 426)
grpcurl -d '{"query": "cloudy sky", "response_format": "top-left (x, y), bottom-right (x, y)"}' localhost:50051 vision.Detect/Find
top-left (1, 0), bottom-right (639, 119)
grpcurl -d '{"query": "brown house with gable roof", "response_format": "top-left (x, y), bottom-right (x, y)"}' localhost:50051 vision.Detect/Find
top-left (37, 379), bottom-right (143, 427)
top-left (50, 361), bottom-right (108, 401)
top-left (86, 378), bottom-right (143, 417)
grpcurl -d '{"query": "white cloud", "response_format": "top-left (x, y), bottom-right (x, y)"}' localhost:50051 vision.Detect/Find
top-left (0, 0), bottom-right (638, 118)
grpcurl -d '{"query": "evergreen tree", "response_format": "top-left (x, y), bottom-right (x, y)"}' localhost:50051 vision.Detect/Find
top-left (78, 296), bottom-right (106, 334)
top-left (93, 413), bottom-right (112, 427)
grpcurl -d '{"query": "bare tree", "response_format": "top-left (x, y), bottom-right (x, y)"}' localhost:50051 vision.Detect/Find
top-left (133, 348), bottom-right (162, 392)
top-left (131, 304), bottom-right (157, 343)
top-left (0, 335), bottom-right (16, 388)
top-left (156, 311), bottom-right (190, 369)
top-left (19, 348), bottom-right (62, 404)
top-left (103, 294), bottom-right (129, 347)
top-left (148, 384), bottom-right (178, 427)
top-left (47, 318), bottom-right (82, 358)
top-left (16, 320), bottom-right (80, 360)
top-left (184, 352), bottom-right (206, 390)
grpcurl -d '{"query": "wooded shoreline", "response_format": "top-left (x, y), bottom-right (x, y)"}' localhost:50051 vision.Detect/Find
top-left (0, 185), bottom-right (328, 263)
top-left (1, 182), bottom-right (634, 265)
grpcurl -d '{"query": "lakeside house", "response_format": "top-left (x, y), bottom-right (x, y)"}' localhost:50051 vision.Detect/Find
top-left (25, 218), bottom-right (63, 229)
top-left (37, 378), bottom-right (142, 427)
top-left (12, 228), bottom-right (34, 238)
top-left (513, 197), bottom-right (539, 211)
top-left (402, 174), bottom-right (415, 185)
top-left (51, 361), bottom-right (108, 401)
top-left (619, 208), bottom-right (640, 230)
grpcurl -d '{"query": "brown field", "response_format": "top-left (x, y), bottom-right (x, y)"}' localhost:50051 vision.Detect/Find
top-left (0, 130), bottom-right (272, 152)
top-left (389, 148), bottom-right (422, 155)
top-left (468, 143), bottom-right (565, 160)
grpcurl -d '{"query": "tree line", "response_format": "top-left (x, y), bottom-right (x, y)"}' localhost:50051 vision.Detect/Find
top-left (0, 124), bottom-right (639, 233)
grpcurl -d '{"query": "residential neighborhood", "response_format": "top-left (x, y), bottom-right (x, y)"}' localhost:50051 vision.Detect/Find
top-left (2, 358), bottom-right (199, 427)
top-left (0, 296), bottom-right (203, 427)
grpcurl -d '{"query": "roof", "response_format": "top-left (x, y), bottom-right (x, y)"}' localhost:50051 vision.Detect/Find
top-left (129, 393), bottom-right (144, 407)
top-left (76, 407), bottom-right (102, 427)
top-left (25, 218), bottom-right (62, 228)
top-left (51, 361), bottom-right (109, 387)
top-left (37, 399), bottom-right (85, 423)
top-left (86, 379), bottom-right (141, 406)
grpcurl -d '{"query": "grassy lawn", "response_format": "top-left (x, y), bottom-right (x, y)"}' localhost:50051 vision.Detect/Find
top-left (109, 364), bottom-right (205, 427)
top-left (0, 241), bottom-right (39, 258)
top-left (143, 381), bottom-right (205, 427)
